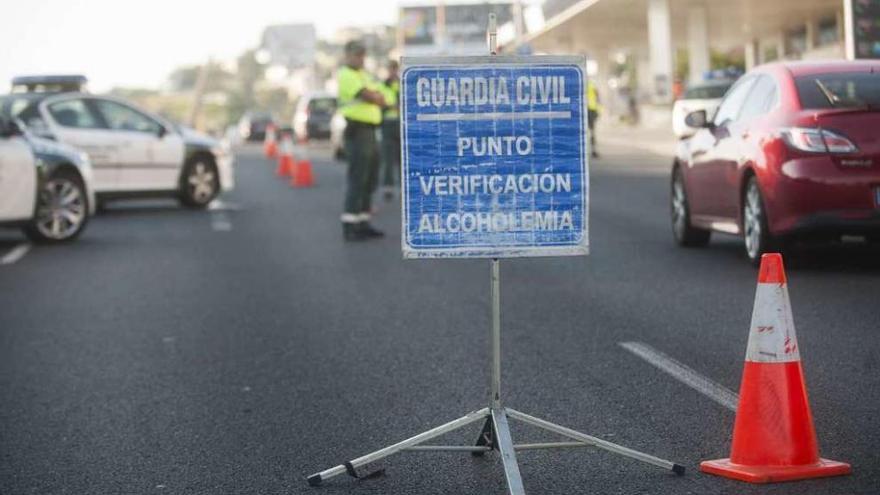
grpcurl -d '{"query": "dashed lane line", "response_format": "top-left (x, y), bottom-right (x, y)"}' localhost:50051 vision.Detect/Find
top-left (208, 199), bottom-right (242, 212)
top-left (619, 341), bottom-right (739, 411)
top-left (211, 211), bottom-right (233, 232)
top-left (1, 243), bottom-right (32, 265)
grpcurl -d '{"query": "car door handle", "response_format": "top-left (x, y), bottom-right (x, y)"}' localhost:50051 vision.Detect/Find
top-left (740, 131), bottom-right (750, 139)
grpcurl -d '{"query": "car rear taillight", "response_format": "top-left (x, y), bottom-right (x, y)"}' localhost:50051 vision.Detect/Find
top-left (782, 127), bottom-right (858, 153)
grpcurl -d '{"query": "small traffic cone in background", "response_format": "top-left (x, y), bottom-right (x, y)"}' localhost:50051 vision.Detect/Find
top-left (700, 253), bottom-right (851, 483)
top-left (276, 133), bottom-right (295, 177)
top-left (290, 137), bottom-right (315, 188)
top-left (263, 124), bottom-right (278, 159)
top-left (291, 159), bottom-right (315, 187)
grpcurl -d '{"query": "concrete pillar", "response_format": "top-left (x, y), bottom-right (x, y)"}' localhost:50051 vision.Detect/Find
top-left (637, 51), bottom-right (653, 98)
top-left (744, 39), bottom-right (758, 69)
top-left (775, 35), bottom-right (786, 61)
top-left (805, 20), bottom-right (816, 52)
top-left (647, 0), bottom-right (674, 104)
top-left (687, 4), bottom-right (710, 84)
top-left (843, 0), bottom-right (855, 60)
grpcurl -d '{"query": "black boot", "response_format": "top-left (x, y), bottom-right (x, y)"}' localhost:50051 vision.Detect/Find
top-left (359, 221), bottom-right (385, 238)
top-left (343, 222), bottom-right (368, 241)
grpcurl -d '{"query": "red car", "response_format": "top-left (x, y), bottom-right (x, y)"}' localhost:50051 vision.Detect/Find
top-left (671, 60), bottom-right (880, 264)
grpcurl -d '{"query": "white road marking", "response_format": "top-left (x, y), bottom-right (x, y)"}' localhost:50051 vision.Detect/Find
top-left (1, 243), bottom-right (32, 265)
top-left (620, 341), bottom-right (739, 411)
top-left (208, 199), bottom-right (242, 212)
top-left (211, 212), bottom-right (233, 232)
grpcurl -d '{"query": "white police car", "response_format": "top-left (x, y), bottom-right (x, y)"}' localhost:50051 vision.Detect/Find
top-left (3, 76), bottom-right (233, 208)
top-left (0, 117), bottom-right (95, 242)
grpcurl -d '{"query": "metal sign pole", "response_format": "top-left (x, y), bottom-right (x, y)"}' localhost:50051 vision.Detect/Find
top-left (488, 13), bottom-right (502, 413)
top-left (306, 13), bottom-right (684, 494)
top-left (490, 258), bottom-right (501, 409)
top-left (482, 18), bottom-right (526, 494)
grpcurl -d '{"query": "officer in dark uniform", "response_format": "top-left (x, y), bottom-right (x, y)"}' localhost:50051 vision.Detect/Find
top-left (336, 41), bottom-right (386, 241)
top-left (378, 60), bottom-right (400, 201)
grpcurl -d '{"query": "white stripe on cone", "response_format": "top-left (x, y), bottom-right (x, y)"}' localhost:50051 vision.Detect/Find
top-left (745, 282), bottom-right (800, 364)
top-left (280, 136), bottom-right (294, 156)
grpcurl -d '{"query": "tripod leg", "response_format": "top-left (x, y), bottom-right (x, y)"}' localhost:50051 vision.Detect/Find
top-left (307, 407), bottom-right (490, 486)
top-left (472, 416), bottom-right (495, 457)
top-left (505, 409), bottom-right (685, 475)
top-left (492, 409), bottom-right (526, 495)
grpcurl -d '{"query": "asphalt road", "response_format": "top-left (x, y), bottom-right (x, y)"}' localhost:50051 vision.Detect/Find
top-left (1, 141), bottom-right (878, 495)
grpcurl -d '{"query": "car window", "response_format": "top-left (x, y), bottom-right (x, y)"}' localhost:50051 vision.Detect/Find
top-left (738, 75), bottom-right (778, 121)
top-left (48, 99), bottom-right (103, 129)
top-left (795, 72), bottom-right (880, 109)
top-left (92, 99), bottom-right (162, 134)
top-left (713, 77), bottom-right (756, 126)
top-left (683, 84), bottom-right (731, 100)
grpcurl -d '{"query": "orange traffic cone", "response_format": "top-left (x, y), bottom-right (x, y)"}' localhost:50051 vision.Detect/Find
top-left (276, 134), bottom-right (295, 177)
top-left (263, 124), bottom-right (278, 159)
top-left (291, 159), bottom-right (315, 187)
top-left (290, 138), bottom-right (315, 188)
top-left (700, 253), bottom-right (851, 483)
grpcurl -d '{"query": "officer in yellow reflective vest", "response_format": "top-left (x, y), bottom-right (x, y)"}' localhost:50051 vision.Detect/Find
top-left (587, 79), bottom-right (600, 159)
top-left (378, 60), bottom-right (400, 202)
top-left (337, 41), bottom-right (387, 241)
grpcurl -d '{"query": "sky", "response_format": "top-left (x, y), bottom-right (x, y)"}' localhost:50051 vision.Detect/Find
top-left (0, 0), bottom-right (404, 92)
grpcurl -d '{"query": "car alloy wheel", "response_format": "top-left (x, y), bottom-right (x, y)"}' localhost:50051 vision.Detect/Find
top-left (187, 162), bottom-right (216, 204)
top-left (743, 179), bottom-right (765, 262)
top-left (672, 175), bottom-right (688, 240)
top-left (670, 168), bottom-right (710, 247)
top-left (35, 176), bottom-right (86, 241)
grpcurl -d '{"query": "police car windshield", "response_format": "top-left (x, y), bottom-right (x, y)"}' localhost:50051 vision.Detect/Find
top-left (682, 83), bottom-right (732, 100)
top-left (0, 95), bottom-right (39, 119)
top-left (0, 94), bottom-right (47, 130)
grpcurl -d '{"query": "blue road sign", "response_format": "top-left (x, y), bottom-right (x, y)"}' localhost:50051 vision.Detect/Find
top-left (400, 56), bottom-right (589, 259)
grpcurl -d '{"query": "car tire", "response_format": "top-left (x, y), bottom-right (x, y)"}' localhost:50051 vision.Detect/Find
top-left (742, 176), bottom-right (777, 266)
top-left (23, 170), bottom-right (89, 243)
top-left (671, 167), bottom-right (711, 247)
top-left (179, 157), bottom-right (219, 209)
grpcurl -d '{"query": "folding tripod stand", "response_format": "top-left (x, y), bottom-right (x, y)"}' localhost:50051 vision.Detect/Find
top-left (307, 260), bottom-right (684, 494)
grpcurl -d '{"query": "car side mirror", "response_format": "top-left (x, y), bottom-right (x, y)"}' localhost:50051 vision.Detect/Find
top-left (685, 109), bottom-right (711, 129)
top-left (157, 125), bottom-right (167, 138)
